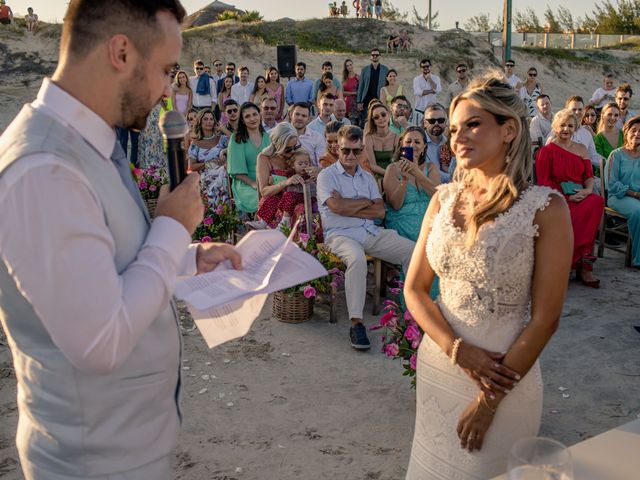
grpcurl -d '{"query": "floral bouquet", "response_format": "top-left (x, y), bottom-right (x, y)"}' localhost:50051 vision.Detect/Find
top-left (371, 282), bottom-right (424, 388)
top-left (132, 165), bottom-right (168, 200)
top-left (192, 202), bottom-right (240, 243)
top-left (279, 227), bottom-right (345, 299)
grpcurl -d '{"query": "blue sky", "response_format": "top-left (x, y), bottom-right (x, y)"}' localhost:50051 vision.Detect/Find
top-left (13, 1), bottom-right (596, 29)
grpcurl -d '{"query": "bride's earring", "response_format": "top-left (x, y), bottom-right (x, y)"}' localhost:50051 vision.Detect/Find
top-left (505, 154), bottom-right (511, 164)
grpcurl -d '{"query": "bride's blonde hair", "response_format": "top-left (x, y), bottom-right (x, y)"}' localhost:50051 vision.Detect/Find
top-left (449, 71), bottom-right (532, 248)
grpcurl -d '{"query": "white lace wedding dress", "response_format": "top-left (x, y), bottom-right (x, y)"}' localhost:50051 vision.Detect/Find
top-left (405, 183), bottom-right (560, 480)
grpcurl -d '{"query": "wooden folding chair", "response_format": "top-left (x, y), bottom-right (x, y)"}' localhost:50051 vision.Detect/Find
top-left (596, 156), bottom-right (632, 267)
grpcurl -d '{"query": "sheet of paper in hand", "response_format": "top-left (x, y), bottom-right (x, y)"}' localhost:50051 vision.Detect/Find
top-left (174, 228), bottom-right (327, 348)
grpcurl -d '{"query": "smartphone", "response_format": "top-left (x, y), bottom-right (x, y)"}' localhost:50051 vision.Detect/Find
top-left (400, 146), bottom-right (413, 161)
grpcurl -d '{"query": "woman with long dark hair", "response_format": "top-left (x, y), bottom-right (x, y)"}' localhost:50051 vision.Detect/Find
top-left (227, 103), bottom-right (270, 214)
top-left (342, 59), bottom-right (360, 125)
top-left (265, 66), bottom-right (285, 121)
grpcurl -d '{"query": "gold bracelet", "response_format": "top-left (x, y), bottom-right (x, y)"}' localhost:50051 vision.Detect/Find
top-left (450, 337), bottom-right (463, 365)
top-left (478, 394), bottom-right (497, 415)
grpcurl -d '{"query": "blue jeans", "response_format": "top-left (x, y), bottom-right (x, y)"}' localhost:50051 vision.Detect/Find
top-left (116, 127), bottom-right (140, 167)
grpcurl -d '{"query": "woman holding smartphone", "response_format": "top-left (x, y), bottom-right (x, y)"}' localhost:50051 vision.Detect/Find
top-left (383, 126), bottom-right (440, 241)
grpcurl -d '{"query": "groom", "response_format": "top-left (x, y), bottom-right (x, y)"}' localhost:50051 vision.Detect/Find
top-left (0, 1), bottom-right (241, 479)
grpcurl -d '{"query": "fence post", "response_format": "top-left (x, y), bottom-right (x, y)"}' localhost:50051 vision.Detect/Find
top-left (571, 32), bottom-right (576, 49)
top-left (543, 32), bottom-right (549, 48)
top-left (596, 34), bottom-right (601, 48)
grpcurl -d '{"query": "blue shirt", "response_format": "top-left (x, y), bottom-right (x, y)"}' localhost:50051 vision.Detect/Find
top-left (425, 135), bottom-right (451, 183)
top-left (285, 77), bottom-right (314, 105)
top-left (317, 161), bottom-right (382, 242)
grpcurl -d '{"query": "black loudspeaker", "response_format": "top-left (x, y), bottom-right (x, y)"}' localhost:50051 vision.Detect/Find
top-left (277, 45), bottom-right (297, 78)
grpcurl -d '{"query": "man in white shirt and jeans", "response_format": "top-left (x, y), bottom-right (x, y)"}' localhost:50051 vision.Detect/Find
top-left (230, 65), bottom-right (254, 105)
top-left (0, 1), bottom-right (240, 478)
top-left (413, 58), bottom-right (441, 124)
top-left (189, 59), bottom-right (217, 111)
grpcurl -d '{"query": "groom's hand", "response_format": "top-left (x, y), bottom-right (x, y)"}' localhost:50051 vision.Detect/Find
top-left (196, 243), bottom-right (242, 274)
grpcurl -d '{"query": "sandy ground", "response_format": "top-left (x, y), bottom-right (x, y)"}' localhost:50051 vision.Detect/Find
top-left (1, 22), bottom-right (640, 480)
top-left (1, 249), bottom-right (639, 479)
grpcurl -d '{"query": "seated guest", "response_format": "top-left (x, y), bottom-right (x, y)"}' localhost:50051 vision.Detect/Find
top-left (319, 121), bottom-right (371, 171)
top-left (25, 7), bottom-right (38, 31)
top-left (187, 109), bottom-right (229, 206)
top-left (607, 115), bottom-right (640, 268)
top-left (529, 94), bottom-right (553, 144)
top-left (388, 95), bottom-right (413, 135)
top-left (565, 95), bottom-right (600, 171)
top-left (227, 102), bottom-right (270, 216)
top-left (256, 123), bottom-right (304, 228)
top-left (399, 29), bottom-right (412, 51)
top-left (581, 105), bottom-right (598, 136)
top-left (615, 83), bottom-right (637, 129)
top-left (333, 98), bottom-right (351, 125)
top-left (422, 103), bottom-right (452, 182)
top-left (308, 93), bottom-right (337, 135)
top-left (588, 72), bottom-right (616, 111)
top-left (594, 102), bottom-right (623, 161)
top-left (288, 102), bottom-right (326, 167)
top-left (219, 98), bottom-right (239, 137)
top-left (364, 101), bottom-right (399, 175)
top-left (536, 109), bottom-right (604, 287)
top-left (317, 125), bottom-right (415, 350)
top-left (383, 126), bottom-right (440, 241)
top-left (519, 66), bottom-right (543, 117)
top-left (260, 96), bottom-right (280, 133)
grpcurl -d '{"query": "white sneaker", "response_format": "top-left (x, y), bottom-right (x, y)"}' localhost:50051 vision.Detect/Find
top-left (246, 219), bottom-right (268, 230)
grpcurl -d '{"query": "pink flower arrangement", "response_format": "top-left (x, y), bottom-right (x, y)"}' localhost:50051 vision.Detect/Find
top-left (192, 203), bottom-right (239, 243)
top-left (303, 285), bottom-right (317, 298)
top-left (132, 165), bottom-right (168, 200)
top-left (203, 216), bottom-right (213, 226)
top-left (370, 280), bottom-right (423, 388)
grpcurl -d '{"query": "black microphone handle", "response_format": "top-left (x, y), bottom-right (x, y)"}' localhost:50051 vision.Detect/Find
top-left (166, 138), bottom-right (187, 191)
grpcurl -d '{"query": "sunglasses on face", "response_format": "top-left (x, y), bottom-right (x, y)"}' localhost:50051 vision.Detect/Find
top-left (195, 67), bottom-right (204, 71)
top-left (283, 143), bottom-right (302, 154)
top-left (425, 118), bottom-right (446, 125)
top-left (529, 73), bottom-right (537, 77)
top-left (340, 147), bottom-right (363, 156)
top-left (226, 108), bottom-right (238, 114)
top-left (373, 112), bottom-right (388, 120)
top-left (371, 54), bottom-right (380, 58)
top-left (505, 64), bottom-right (514, 68)
top-left (262, 106), bottom-right (277, 111)
top-left (214, 63), bottom-right (222, 67)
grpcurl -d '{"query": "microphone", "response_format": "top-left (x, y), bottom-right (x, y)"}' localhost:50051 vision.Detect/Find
top-left (159, 110), bottom-right (189, 190)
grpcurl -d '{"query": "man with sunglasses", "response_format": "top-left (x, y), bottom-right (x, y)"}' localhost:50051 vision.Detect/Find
top-left (356, 48), bottom-right (389, 125)
top-left (423, 104), bottom-right (452, 182)
top-left (413, 58), bottom-right (442, 124)
top-left (446, 63), bottom-right (470, 107)
top-left (503, 59), bottom-right (523, 90)
top-left (389, 95), bottom-right (413, 135)
top-left (189, 59), bottom-right (217, 111)
top-left (210, 59), bottom-right (225, 84)
top-left (260, 96), bottom-right (280, 133)
top-left (317, 125), bottom-right (415, 350)
top-left (216, 62), bottom-right (239, 94)
top-left (615, 83), bottom-right (637, 129)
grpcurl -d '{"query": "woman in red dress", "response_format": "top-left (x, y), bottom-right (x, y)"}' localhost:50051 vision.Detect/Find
top-left (342, 59), bottom-right (360, 125)
top-left (536, 109), bottom-right (605, 287)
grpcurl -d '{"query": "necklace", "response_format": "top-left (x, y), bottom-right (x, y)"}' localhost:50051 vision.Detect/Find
top-left (202, 133), bottom-right (217, 140)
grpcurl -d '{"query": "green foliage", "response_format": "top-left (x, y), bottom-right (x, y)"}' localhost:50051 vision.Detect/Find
top-left (583, 0), bottom-right (640, 34)
top-left (544, 7), bottom-right (562, 33)
top-left (464, 14), bottom-right (491, 32)
top-left (240, 10), bottom-right (263, 23)
top-left (411, 6), bottom-right (439, 30)
top-left (514, 7), bottom-right (543, 33)
top-left (217, 10), bottom-right (240, 21)
top-left (381, 0), bottom-right (409, 22)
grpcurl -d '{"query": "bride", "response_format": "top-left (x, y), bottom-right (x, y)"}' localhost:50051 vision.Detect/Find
top-left (404, 74), bottom-right (573, 479)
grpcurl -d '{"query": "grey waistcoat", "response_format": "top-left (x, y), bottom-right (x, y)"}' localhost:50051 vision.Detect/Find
top-left (0, 105), bottom-right (182, 477)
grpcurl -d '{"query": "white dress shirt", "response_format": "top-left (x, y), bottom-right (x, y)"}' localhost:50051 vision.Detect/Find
top-left (297, 124), bottom-right (327, 167)
top-left (0, 79), bottom-right (197, 373)
top-left (230, 81), bottom-right (254, 105)
top-left (529, 113), bottom-right (553, 144)
top-left (413, 74), bottom-right (442, 112)
top-left (189, 74), bottom-right (217, 108)
top-left (572, 126), bottom-right (601, 168)
top-left (589, 87), bottom-right (616, 109)
top-left (505, 74), bottom-right (522, 89)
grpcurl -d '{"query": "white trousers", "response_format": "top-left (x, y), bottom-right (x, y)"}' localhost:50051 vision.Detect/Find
top-left (23, 455), bottom-right (171, 480)
top-left (327, 229), bottom-right (415, 320)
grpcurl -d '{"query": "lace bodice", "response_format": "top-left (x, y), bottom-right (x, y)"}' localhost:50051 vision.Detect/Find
top-left (426, 183), bottom-right (559, 349)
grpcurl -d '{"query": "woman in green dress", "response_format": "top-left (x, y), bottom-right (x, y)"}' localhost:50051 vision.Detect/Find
top-left (227, 102), bottom-right (270, 215)
top-left (594, 102), bottom-right (624, 161)
top-left (383, 126), bottom-right (441, 297)
top-left (607, 115), bottom-right (640, 267)
top-left (364, 101), bottom-right (399, 176)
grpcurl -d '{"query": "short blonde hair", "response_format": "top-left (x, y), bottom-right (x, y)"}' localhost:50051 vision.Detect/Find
top-left (551, 109), bottom-right (578, 139)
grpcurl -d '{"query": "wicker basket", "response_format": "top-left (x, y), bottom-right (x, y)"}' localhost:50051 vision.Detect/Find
top-left (144, 198), bottom-right (158, 219)
top-left (272, 291), bottom-right (314, 323)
